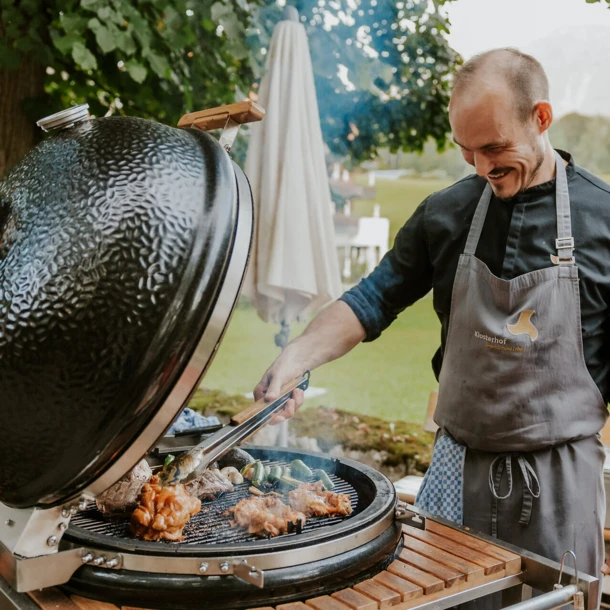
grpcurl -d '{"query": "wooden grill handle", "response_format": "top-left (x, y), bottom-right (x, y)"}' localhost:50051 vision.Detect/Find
top-left (231, 373), bottom-right (310, 426)
top-left (178, 100), bottom-right (265, 132)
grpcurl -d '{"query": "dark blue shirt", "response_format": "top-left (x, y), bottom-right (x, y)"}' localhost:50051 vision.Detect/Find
top-left (340, 151), bottom-right (610, 403)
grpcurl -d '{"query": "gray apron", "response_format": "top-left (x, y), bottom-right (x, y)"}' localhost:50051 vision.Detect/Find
top-left (432, 152), bottom-right (607, 588)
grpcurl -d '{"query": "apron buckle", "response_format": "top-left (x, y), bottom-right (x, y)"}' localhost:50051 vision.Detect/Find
top-left (555, 237), bottom-right (575, 250)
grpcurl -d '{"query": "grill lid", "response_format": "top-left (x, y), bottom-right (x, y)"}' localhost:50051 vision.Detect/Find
top-left (0, 103), bottom-right (261, 509)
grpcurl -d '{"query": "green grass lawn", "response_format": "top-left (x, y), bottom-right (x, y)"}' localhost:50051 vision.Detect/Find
top-left (351, 176), bottom-right (451, 243)
top-left (201, 176), bottom-right (452, 424)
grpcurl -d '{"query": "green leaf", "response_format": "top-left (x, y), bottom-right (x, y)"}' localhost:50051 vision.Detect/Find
top-left (72, 41), bottom-right (98, 70)
top-left (87, 17), bottom-right (102, 32)
top-left (97, 6), bottom-right (113, 21)
top-left (116, 30), bottom-right (137, 55)
top-left (81, 0), bottom-right (103, 10)
top-left (211, 1), bottom-right (230, 21)
top-left (60, 13), bottom-right (88, 35)
top-left (94, 24), bottom-right (118, 53)
top-left (131, 14), bottom-right (152, 50)
top-left (125, 59), bottom-right (147, 83)
top-left (163, 6), bottom-right (182, 30)
top-left (226, 38), bottom-right (249, 61)
top-left (144, 49), bottom-right (171, 78)
top-left (52, 33), bottom-right (84, 55)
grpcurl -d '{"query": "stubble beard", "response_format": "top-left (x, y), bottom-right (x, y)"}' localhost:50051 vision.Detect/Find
top-left (496, 143), bottom-right (545, 202)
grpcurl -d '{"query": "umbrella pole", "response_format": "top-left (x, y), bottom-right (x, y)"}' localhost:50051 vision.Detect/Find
top-left (275, 321), bottom-right (291, 447)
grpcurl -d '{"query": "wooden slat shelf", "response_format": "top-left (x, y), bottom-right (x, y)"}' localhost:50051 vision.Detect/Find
top-left (25, 521), bottom-right (523, 610)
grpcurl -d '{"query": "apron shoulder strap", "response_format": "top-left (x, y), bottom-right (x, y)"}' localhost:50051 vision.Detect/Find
top-left (463, 152), bottom-right (575, 265)
top-left (464, 183), bottom-right (492, 256)
top-left (554, 150), bottom-right (575, 265)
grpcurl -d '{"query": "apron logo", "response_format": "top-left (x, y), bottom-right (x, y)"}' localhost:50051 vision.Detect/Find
top-left (507, 310), bottom-right (538, 341)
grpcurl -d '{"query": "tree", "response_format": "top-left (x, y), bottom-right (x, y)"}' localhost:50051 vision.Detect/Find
top-left (0, 0), bottom-right (257, 176)
top-left (1, 0), bottom-right (460, 176)
top-left (250, 0), bottom-right (460, 167)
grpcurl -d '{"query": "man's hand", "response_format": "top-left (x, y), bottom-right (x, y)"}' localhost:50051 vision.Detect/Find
top-left (252, 301), bottom-right (366, 425)
top-left (253, 356), bottom-right (306, 424)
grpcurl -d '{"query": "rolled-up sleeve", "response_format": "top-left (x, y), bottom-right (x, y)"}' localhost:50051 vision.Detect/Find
top-left (339, 198), bottom-right (433, 341)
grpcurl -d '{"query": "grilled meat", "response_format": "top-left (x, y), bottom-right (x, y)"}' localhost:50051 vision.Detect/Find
top-left (130, 475), bottom-right (201, 542)
top-left (184, 468), bottom-right (234, 500)
top-left (96, 459), bottom-right (152, 518)
top-left (227, 495), bottom-right (306, 537)
top-left (288, 481), bottom-right (352, 517)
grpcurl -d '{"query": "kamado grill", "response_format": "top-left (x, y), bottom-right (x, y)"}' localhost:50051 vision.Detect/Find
top-left (0, 102), bottom-right (599, 610)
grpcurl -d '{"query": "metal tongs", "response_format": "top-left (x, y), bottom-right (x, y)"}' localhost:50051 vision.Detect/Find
top-left (159, 372), bottom-right (310, 486)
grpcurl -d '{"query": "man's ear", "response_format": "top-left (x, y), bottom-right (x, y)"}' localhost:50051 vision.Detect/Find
top-left (533, 101), bottom-right (553, 133)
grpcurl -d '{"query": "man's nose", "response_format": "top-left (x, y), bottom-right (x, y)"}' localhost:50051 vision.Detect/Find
top-left (473, 153), bottom-right (493, 177)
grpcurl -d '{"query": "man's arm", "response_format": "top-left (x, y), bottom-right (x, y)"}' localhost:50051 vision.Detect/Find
top-left (254, 197), bottom-right (434, 422)
top-left (253, 300), bottom-right (365, 422)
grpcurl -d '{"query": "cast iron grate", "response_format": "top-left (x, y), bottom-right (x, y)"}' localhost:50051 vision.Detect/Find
top-left (70, 459), bottom-right (358, 545)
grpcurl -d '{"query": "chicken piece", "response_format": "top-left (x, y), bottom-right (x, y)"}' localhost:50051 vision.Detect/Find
top-left (288, 481), bottom-right (353, 518)
top-left (184, 468), bottom-right (234, 500)
top-left (227, 495), bottom-right (306, 537)
top-left (96, 459), bottom-right (152, 518)
top-left (130, 475), bottom-right (201, 541)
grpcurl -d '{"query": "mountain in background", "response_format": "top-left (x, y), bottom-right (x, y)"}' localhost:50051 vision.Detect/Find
top-left (525, 25), bottom-right (610, 118)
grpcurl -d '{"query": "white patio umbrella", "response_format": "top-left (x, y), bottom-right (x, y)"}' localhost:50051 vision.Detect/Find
top-left (243, 6), bottom-right (342, 350)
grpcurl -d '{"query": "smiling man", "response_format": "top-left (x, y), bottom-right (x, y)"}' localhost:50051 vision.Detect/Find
top-left (254, 48), bottom-right (610, 601)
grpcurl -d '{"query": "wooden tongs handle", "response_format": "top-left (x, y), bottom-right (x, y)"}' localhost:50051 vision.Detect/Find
top-left (178, 100), bottom-right (265, 132)
top-left (231, 372), bottom-right (310, 425)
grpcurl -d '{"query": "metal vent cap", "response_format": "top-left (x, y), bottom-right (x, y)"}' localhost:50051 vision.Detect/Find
top-left (37, 104), bottom-right (90, 132)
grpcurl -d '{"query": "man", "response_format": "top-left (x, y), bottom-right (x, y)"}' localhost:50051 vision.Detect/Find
top-left (254, 48), bottom-right (610, 589)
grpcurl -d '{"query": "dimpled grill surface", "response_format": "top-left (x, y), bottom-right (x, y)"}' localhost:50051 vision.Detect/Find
top-left (0, 117), bottom-right (238, 508)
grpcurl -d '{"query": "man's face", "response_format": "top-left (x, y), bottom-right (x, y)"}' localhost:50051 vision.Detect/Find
top-left (449, 84), bottom-right (545, 199)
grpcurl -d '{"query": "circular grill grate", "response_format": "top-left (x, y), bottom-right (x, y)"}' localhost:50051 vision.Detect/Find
top-left (70, 459), bottom-right (358, 546)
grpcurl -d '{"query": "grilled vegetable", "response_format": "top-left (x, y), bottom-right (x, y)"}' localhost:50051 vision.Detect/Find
top-left (217, 448), bottom-right (255, 472)
top-left (281, 466), bottom-right (292, 478)
top-left (241, 463), bottom-right (256, 479)
top-left (290, 459), bottom-right (313, 481)
top-left (314, 469), bottom-right (335, 490)
top-left (279, 475), bottom-right (301, 491)
top-left (249, 486), bottom-right (265, 496)
top-left (251, 461), bottom-right (267, 487)
top-left (267, 465), bottom-right (282, 484)
top-left (163, 454), bottom-right (175, 468)
top-left (220, 467), bottom-right (244, 484)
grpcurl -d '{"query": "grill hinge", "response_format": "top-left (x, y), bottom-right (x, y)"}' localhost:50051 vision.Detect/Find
top-left (394, 500), bottom-right (425, 529)
top-left (233, 558), bottom-right (264, 588)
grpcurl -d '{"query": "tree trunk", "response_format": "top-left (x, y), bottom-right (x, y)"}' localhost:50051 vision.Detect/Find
top-left (0, 55), bottom-right (45, 178)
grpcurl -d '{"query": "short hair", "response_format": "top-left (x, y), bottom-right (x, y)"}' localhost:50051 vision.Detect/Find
top-left (453, 48), bottom-right (550, 122)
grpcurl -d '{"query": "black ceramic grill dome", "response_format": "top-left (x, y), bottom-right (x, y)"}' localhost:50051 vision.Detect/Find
top-left (0, 116), bottom-right (244, 509)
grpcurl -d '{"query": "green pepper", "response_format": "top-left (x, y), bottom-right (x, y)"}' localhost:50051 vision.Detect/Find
top-left (252, 461), bottom-right (267, 487)
top-left (163, 454), bottom-right (175, 468)
top-left (241, 463), bottom-right (255, 479)
top-left (290, 459), bottom-right (313, 481)
top-left (267, 465), bottom-right (282, 484)
top-left (279, 475), bottom-right (301, 491)
top-left (314, 469), bottom-right (335, 490)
